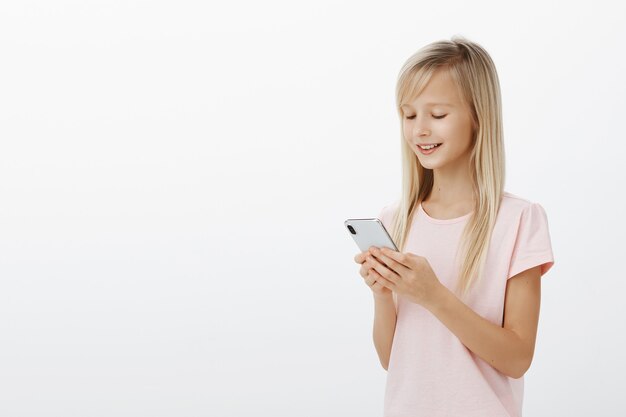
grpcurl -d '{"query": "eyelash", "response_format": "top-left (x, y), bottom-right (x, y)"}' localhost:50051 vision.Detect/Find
top-left (405, 114), bottom-right (447, 120)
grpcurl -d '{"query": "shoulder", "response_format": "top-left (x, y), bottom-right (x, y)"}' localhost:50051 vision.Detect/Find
top-left (499, 191), bottom-right (547, 218)
top-left (500, 191), bottom-right (534, 212)
top-left (501, 192), bottom-right (555, 278)
top-left (496, 192), bottom-right (552, 237)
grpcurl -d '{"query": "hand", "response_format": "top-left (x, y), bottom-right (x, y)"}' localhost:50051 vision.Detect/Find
top-left (366, 246), bottom-right (443, 308)
top-left (354, 249), bottom-right (392, 297)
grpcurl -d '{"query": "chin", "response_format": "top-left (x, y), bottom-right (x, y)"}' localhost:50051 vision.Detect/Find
top-left (416, 156), bottom-right (442, 170)
top-left (419, 162), bottom-right (439, 170)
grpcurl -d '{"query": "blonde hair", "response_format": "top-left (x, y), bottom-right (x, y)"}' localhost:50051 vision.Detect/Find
top-left (389, 35), bottom-right (505, 300)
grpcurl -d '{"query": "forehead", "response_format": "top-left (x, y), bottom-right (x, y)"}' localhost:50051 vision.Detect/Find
top-left (401, 68), bottom-right (461, 109)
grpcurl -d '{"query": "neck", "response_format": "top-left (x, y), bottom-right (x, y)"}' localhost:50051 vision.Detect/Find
top-left (427, 158), bottom-right (475, 206)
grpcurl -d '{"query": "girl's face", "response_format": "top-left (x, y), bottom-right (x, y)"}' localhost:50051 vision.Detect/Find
top-left (401, 68), bottom-right (475, 171)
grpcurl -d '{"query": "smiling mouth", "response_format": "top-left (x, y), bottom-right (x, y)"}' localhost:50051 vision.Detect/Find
top-left (418, 143), bottom-right (442, 150)
top-left (416, 143), bottom-right (442, 155)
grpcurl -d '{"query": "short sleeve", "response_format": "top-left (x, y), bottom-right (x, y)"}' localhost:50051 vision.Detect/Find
top-left (507, 202), bottom-right (555, 279)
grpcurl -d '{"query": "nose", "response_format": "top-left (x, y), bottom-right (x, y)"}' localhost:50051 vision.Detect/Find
top-left (414, 127), bottom-right (430, 137)
top-left (413, 120), bottom-right (431, 138)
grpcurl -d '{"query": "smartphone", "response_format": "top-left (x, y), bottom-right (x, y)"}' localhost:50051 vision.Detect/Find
top-left (344, 218), bottom-right (399, 253)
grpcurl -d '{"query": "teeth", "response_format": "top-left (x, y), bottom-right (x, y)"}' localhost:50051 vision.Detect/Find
top-left (419, 144), bottom-right (440, 150)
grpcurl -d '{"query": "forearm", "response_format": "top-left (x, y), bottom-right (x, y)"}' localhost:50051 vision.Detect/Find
top-left (373, 294), bottom-right (397, 370)
top-left (425, 285), bottom-right (528, 379)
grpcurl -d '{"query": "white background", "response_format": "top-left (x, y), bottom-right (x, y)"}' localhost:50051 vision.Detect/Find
top-left (1, 1), bottom-right (624, 416)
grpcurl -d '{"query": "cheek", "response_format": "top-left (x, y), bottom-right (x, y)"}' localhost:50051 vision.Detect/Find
top-left (402, 121), bottom-right (412, 137)
top-left (437, 119), bottom-right (459, 137)
top-left (438, 119), bottom-right (472, 146)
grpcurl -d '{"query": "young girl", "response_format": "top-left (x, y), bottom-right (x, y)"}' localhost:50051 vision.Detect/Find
top-left (354, 36), bottom-right (555, 417)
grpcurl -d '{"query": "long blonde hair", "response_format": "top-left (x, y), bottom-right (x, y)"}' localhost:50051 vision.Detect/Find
top-left (389, 35), bottom-right (505, 300)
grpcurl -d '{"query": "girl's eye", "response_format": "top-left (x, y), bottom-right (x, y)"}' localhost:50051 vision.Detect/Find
top-left (404, 114), bottom-right (447, 120)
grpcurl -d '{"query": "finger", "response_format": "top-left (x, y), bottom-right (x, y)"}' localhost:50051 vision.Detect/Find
top-left (371, 279), bottom-right (387, 293)
top-left (367, 255), bottom-right (398, 287)
top-left (355, 253), bottom-right (367, 264)
top-left (369, 268), bottom-right (394, 289)
top-left (364, 268), bottom-right (377, 285)
top-left (370, 252), bottom-right (408, 278)
top-left (366, 251), bottom-right (406, 277)
top-left (359, 263), bottom-right (371, 278)
top-left (360, 259), bottom-right (377, 278)
top-left (375, 247), bottom-right (411, 270)
top-left (354, 251), bottom-right (370, 264)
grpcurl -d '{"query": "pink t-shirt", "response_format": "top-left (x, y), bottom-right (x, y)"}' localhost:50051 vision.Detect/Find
top-left (378, 191), bottom-right (555, 417)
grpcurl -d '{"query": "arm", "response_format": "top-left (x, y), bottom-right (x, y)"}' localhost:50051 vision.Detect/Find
top-left (373, 293), bottom-right (397, 371)
top-left (425, 265), bottom-right (542, 379)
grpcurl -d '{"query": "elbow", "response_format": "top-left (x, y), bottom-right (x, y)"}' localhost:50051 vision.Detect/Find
top-left (505, 334), bottom-right (535, 379)
top-left (508, 367), bottom-right (525, 380)
top-left (509, 353), bottom-right (533, 379)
